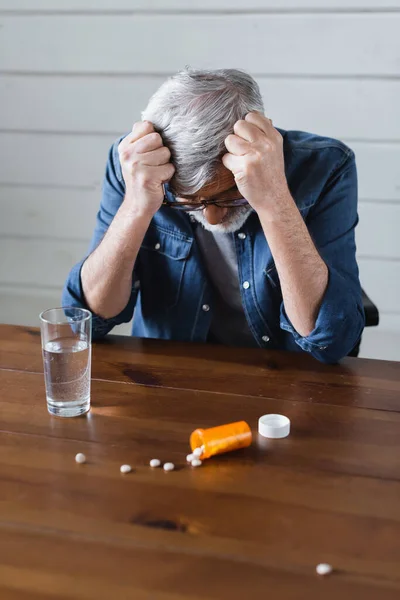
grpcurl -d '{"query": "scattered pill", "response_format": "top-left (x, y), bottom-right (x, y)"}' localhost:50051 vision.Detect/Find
top-left (120, 464), bottom-right (132, 474)
top-left (149, 458), bottom-right (161, 468)
top-left (191, 459), bottom-right (202, 467)
top-left (163, 462), bottom-right (175, 472)
top-left (316, 563), bottom-right (333, 576)
top-left (193, 447), bottom-right (203, 458)
top-left (75, 453), bottom-right (86, 464)
top-left (186, 453), bottom-right (195, 462)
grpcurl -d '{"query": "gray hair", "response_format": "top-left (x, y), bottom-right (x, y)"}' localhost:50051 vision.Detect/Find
top-left (141, 67), bottom-right (264, 195)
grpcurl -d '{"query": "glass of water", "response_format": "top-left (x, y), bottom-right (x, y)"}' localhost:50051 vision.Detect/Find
top-left (39, 307), bottom-right (92, 417)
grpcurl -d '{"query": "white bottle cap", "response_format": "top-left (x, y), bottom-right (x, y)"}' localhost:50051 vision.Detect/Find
top-left (258, 414), bottom-right (290, 439)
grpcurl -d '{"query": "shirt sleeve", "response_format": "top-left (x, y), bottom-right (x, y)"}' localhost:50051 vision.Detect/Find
top-left (280, 149), bottom-right (365, 363)
top-left (62, 138), bottom-right (139, 340)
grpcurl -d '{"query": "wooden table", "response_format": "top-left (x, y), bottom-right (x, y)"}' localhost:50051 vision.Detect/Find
top-left (1, 324), bottom-right (400, 599)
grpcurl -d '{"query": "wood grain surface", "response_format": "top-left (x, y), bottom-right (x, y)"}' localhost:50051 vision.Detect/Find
top-left (1, 324), bottom-right (400, 599)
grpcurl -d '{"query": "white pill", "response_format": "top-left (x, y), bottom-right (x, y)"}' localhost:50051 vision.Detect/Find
top-left (186, 454), bottom-right (195, 462)
top-left (193, 447), bottom-right (203, 458)
top-left (149, 459), bottom-right (161, 468)
top-left (163, 462), bottom-right (175, 472)
top-left (75, 453), bottom-right (86, 464)
top-left (316, 563), bottom-right (333, 576)
top-left (120, 464), bottom-right (132, 474)
top-left (191, 459), bottom-right (202, 467)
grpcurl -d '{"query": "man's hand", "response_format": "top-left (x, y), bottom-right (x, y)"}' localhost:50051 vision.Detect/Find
top-left (81, 123), bottom-right (174, 319)
top-left (222, 112), bottom-right (290, 215)
top-left (118, 121), bottom-right (175, 218)
top-left (223, 112), bottom-right (328, 338)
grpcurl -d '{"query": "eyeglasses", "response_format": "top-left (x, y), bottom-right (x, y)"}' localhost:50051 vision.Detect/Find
top-left (162, 184), bottom-right (249, 212)
top-left (162, 197), bottom-right (249, 211)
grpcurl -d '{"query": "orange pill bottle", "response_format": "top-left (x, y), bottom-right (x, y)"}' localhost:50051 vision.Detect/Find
top-left (190, 421), bottom-right (252, 459)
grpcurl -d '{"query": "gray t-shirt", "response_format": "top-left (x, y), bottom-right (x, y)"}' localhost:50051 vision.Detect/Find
top-left (195, 227), bottom-right (256, 347)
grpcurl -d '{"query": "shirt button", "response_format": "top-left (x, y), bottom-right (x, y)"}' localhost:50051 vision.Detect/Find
top-left (238, 232), bottom-right (246, 240)
top-left (202, 304), bottom-right (210, 312)
top-left (242, 281), bottom-right (250, 290)
top-left (154, 243), bottom-right (161, 250)
top-left (190, 215), bottom-right (196, 223)
top-left (319, 346), bottom-right (327, 350)
top-left (262, 335), bottom-right (270, 343)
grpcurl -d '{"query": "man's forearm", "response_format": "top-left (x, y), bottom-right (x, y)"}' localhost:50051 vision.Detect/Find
top-left (81, 201), bottom-right (152, 319)
top-left (258, 193), bottom-right (328, 337)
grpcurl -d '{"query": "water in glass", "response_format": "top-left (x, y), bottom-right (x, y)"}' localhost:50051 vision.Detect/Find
top-left (43, 336), bottom-right (91, 417)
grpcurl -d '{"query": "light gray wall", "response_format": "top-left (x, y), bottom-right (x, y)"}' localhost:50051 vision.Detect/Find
top-left (0, 1), bottom-right (399, 358)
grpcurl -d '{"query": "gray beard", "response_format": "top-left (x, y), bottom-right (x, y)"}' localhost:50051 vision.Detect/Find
top-left (188, 205), bottom-right (253, 234)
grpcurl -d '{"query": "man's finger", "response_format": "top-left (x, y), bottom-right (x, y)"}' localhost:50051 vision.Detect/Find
top-left (157, 162), bottom-right (175, 183)
top-left (245, 112), bottom-right (273, 136)
top-left (233, 119), bottom-right (264, 144)
top-left (118, 121), bottom-right (155, 151)
top-left (141, 146), bottom-right (171, 166)
top-left (221, 152), bottom-right (245, 175)
top-left (140, 163), bottom-right (175, 184)
top-left (133, 131), bottom-right (164, 154)
top-left (224, 134), bottom-right (250, 156)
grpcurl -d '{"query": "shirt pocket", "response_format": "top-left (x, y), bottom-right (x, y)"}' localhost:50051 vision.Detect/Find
top-left (263, 261), bottom-right (281, 292)
top-left (139, 225), bottom-right (192, 310)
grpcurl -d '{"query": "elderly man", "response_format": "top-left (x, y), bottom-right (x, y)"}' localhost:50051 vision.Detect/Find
top-left (63, 68), bottom-right (364, 363)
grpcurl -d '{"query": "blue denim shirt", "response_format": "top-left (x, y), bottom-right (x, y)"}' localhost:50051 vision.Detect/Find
top-left (63, 128), bottom-right (365, 363)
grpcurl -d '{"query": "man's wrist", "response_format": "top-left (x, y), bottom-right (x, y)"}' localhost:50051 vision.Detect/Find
top-left (119, 199), bottom-right (155, 225)
top-left (256, 189), bottom-right (297, 226)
